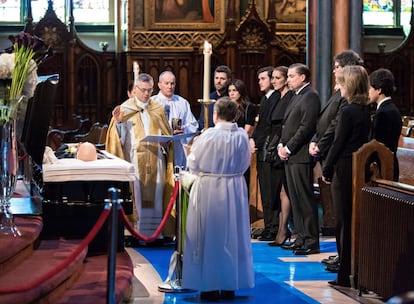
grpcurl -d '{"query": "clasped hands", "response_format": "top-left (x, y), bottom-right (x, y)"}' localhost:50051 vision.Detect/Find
top-left (277, 145), bottom-right (289, 161)
top-left (308, 142), bottom-right (330, 184)
top-left (308, 142), bottom-right (320, 157)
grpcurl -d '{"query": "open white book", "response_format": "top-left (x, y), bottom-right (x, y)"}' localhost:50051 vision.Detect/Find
top-left (140, 133), bottom-right (196, 143)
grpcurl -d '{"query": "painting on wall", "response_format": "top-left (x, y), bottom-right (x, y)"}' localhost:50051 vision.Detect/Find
top-left (242, 0), bottom-right (306, 24)
top-left (274, 0), bottom-right (306, 23)
top-left (147, 0), bottom-right (224, 30)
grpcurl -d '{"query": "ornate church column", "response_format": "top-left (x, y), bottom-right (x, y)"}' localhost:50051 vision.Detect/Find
top-left (315, 0), bottom-right (333, 107)
top-left (349, 0), bottom-right (363, 55)
top-left (225, 0), bottom-right (237, 71)
top-left (333, 0), bottom-right (350, 55)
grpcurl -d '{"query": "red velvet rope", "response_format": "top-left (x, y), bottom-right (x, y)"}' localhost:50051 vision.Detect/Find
top-left (0, 180), bottom-right (179, 294)
top-left (0, 207), bottom-right (111, 294)
top-left (120, 180), bottom-right (179, 243)
top-left (18, 153), bottom-right (29, 162)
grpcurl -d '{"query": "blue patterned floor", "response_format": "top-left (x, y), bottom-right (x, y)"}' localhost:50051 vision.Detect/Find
top-left (134, 241), bottom-right (338, 303)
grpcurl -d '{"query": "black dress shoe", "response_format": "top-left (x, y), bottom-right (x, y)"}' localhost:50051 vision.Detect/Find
top-left (268, 233), bottom-right (291, 247)
top-left (257, 231), bottom-right (276, 241)
top-left (325, 263), bottom-right (340, 273)
top-left (221, 290), bottom-right (235, 300)
top-left (321, 255), bottom-right (339, 264)
top-left (268, 241), bottom-right (284, 247)
top-left (200, 290), bottom-right (220, 301)
top-left (281, 243), bottom-right (302, 250)
top-left (293, 247), bottom-right (320, 255)
top-left (328, 280), bottom-right (351, 288)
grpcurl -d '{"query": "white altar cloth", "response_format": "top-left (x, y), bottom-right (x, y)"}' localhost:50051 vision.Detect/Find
top-left (42, 150), bottom-right (135, 182)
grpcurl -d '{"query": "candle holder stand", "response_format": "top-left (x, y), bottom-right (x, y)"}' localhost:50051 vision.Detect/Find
top-left (197, 98), bottom-right (216, 130)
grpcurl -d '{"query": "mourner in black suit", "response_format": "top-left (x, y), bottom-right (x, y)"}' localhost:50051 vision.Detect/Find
top-left (369, 68), bottom-right (402, 181)
top-left (250, 66), bottom-right (286, 241)
top-left (322, 66), bottom-right (372, 287)
top-left (308, 50), bottom-right (364, 270)
top-left (198, 65), bottom-right (231, 130)
top-left (309, 50), bottom-right (364, 160)
top-left (250, 66), bottom-right (282, 241)
top-left (278, 63), bottom-right (321, 255)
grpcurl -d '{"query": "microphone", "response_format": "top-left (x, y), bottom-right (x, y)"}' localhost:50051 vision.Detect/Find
top-left (164, 104), bottom-right (170, 120)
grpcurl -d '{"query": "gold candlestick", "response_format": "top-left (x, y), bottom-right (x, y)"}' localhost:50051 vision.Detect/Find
top-left (197, 99), bottom-right (216, 130)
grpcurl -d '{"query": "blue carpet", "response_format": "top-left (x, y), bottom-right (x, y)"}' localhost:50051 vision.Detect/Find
top-left (134, 241), bottom-right (338, 303)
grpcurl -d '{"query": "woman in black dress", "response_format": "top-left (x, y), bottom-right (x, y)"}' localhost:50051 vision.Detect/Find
top-left (267, 66), bottom-right (295, 247)
top-left (228, 79), bottom-right (256, 136)
top-left (228, 79), bottom-right (256, 193)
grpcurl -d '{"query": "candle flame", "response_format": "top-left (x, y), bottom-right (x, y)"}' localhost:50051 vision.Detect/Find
top-left (133, 61), bottom-right (139, 84)
top-left (133, 61), bottom-right (139, 74)
top-left (203, 41), bottom-right (212, 54)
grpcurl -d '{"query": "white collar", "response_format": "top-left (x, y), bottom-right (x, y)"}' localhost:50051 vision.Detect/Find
top-left (295, 82), bottom-right (310, 94)
top-left (377, 97), bottom-right (391, 109)
top-left (135, 96), bottom-right (149, 109)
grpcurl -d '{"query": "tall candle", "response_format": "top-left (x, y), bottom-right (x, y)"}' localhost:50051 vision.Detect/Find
top-left (203, 41), bottom-right (212, 101)
top-left (133, 61), bottom-right (139, 84)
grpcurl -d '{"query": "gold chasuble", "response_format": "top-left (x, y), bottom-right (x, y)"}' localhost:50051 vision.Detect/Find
top-left (106, 97), bottom-right (175, 236)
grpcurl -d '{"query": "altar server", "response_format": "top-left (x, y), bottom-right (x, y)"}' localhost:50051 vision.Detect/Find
top-left (182, 97), bottom-right (254, 301)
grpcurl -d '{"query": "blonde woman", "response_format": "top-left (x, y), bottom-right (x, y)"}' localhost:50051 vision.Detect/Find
top-left (322, 65), bottom-right (371, 287)
top-left (268, 66), bottom-right (295, 247)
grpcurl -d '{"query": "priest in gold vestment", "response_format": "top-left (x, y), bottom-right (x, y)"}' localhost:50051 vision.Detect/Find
top-left (106, 73), bottom-right (175, 237)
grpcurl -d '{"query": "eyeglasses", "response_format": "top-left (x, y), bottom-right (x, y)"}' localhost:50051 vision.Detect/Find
top-left (136, 86), bottom-right (153, 94)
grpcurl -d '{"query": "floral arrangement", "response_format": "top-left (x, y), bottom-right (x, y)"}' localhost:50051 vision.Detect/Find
top-left (0, 31), bottom-right (52, 122)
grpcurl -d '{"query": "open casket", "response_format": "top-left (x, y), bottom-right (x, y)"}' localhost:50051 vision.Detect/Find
top-left (41, 150), bottom-right (135, 255)
top-left (20, 75), bottom-right (135, 255)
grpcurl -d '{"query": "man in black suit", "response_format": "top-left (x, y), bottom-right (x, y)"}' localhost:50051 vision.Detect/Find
top-left (309, 50), bottom-right (364, 160)
top-left (250, 66), bottom-right (282, 241)
top-left (278, 63), bottom-right (321, 255)
top-left (308, 50), bottom-right (363, 269)
top-left (198, 65), bottom-right (232, 130)
top-left (369, 68), bottom-right (402, 181)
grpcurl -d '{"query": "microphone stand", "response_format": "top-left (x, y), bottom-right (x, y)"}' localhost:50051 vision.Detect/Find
top-left (158, 166), bottom-right (194, 293)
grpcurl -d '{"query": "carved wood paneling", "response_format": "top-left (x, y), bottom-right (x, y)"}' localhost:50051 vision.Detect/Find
top-left (130, 32), bottom-right (226, 50)
top-left (25, 0), bottom-right (310, 130)
top-left (364, 31), bottom-right (414, 116)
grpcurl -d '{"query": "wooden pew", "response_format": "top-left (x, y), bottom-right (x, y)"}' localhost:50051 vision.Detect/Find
top-left (399, 134), bottom-right (414, 149)
top-left (352, 140), bottom-right (414, 299)
top-left (397, 147), bottom-right (414, 186)
top-left (400, 125), bottom-right (411, 137)
top-left (397, 134), bottom-right (414, 186)
top-left (351, 140), bottom-right (394, 288)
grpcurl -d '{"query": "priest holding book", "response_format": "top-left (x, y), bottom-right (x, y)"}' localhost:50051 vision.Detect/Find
top-left (106, 73), bottom-right (175, 239)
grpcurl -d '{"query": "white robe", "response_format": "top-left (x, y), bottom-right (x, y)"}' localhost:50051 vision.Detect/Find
top-left (182, 122), bottom-right (254, 291)
top-left (152, 92), bottom-right (199, 169)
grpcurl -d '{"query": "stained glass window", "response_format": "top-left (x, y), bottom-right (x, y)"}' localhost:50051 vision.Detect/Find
top-left (0, 0), bottom-right (21, 22)
top-left (0, 0), bottom-right (111, 24)
top-left (363, 0), bottom-right (394, 26)
top-left (400, 0), bottom-right (413, 35)
top-left (363, 0), bottom-right (412, 35)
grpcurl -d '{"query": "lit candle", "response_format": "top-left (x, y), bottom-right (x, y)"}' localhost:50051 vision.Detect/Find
top-left (203, 41), bottom-right (212, 101)
top-left (133, 61), bottom-right (139, 84)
